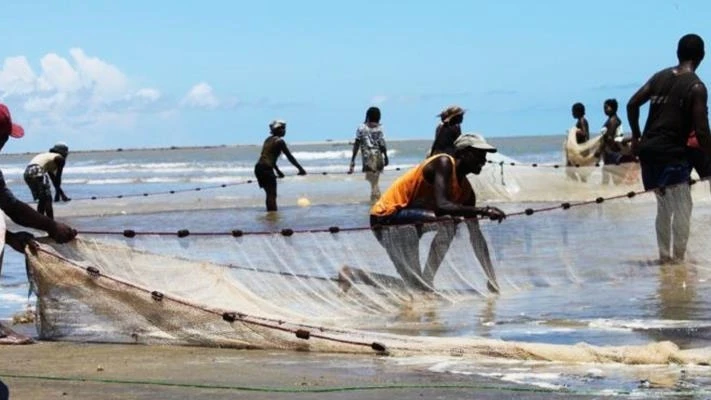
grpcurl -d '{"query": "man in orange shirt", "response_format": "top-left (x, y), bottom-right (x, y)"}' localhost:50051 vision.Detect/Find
top-left (370, 134), bottom-right (505, 293)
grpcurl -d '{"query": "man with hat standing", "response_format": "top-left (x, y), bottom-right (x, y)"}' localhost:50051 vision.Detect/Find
top-left (370, 133), bottom-right (505, 292)
top-left (429, 105), bottom-right (466, 156)
top-left (23, 142), bottom-right (71, 220)
top-left (0, 103), bottom-right (76, 345)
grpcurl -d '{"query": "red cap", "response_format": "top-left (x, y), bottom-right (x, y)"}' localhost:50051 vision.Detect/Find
top-left (0, 104), bottom-right (24, 139)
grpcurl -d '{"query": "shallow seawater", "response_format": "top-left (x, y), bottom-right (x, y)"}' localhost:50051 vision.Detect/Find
top-left (5, 198), bottom-right (711, 396)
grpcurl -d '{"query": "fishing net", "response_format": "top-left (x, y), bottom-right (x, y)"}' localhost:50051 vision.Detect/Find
top-left (24, 175), bottom-right (711, 365)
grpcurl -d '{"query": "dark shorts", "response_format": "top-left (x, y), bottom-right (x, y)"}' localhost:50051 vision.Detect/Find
top-left (23, 164), bottom-right (51, 201)
top-left (370, 208), bottom-right (437, 227)
top-left (641, 162), bottom-right (691, 191)
top-left (687, 147), bottom-right (711, 178)
top-left (254, 163), bottom-right (276, 190)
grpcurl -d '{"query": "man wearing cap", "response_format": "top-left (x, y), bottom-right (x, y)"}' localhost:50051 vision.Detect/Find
top-left (23, 143), bottom-right (71, 220)
top-left (370, 133), bottom-right (505, 292)
top-left (254, 120), bottom-right (307, 211)
top-left (429, 106), bottom-right (465, 156)
top-left (0, 103), bottom-right (76, 345)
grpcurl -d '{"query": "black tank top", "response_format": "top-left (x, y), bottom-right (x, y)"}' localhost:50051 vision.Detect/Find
top-left (639, 67), bottom-right (702, 164)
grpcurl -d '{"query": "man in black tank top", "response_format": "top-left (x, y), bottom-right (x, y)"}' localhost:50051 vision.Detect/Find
top-left (627, 33), bottom-right (711, 263)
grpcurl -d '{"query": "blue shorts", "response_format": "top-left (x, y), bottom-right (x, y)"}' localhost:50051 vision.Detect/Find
top-left (641, 162), bottom-right (691, 191)
top-left (370, 208), bottom-right (437, 226)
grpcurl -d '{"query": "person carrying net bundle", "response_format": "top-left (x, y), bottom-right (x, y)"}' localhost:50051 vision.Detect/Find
top-left (627, 33), bottom-right (711, 263)
top-left (370, 134), bottom-right (505, 293)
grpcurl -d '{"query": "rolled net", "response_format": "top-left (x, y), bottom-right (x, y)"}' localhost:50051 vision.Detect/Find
top-left (24, 176), bottom-right (711, 365)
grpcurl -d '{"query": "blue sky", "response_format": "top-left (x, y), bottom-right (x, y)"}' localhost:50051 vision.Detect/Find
top-left (0, 0), bottom-right (710, 151)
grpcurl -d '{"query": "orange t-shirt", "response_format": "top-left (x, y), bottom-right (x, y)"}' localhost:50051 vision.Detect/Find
top-left (370, 154), bottom-right (473, 217)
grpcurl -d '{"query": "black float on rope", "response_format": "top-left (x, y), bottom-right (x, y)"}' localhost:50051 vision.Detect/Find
top-left (281, 228), bottom-right (294, 237)
top-left (177, 229), bottom-right (190, 238)
top-left (151, 291), bottom-right (164, 302)
top-left (123, 229), bottom-right (136, 238)
top-left (295, 329), bottom-right (311, 340)
top-left (231, 229), bottom-right (244, 237)
top-left (86, 266), bottom-right (101, 277)
top-left (222, 312), bottom-right (237, 323)
top-left (328, 226), bottom-right (340, 233)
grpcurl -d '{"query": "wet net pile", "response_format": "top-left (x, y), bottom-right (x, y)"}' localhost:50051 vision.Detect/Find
top-left (24, 172), bottom-right (711, 365)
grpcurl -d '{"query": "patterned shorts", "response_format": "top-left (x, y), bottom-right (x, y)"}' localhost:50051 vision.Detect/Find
top-left (23, 164), bottom-right (51, 201)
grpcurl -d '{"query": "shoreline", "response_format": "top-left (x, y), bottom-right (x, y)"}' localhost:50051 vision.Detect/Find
top-left (0, 134), bottom-right (566, 156)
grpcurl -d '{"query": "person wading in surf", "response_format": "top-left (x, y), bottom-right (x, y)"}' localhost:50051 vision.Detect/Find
top-left (369, 134), bottom-right (505, 293)
top-left (0, 103), bottom-right (77, 345)
top-left (254, 120), bottom-right (307, 212)
top-left (627, 33), bottom-right (711, 263)
top-left (348, 106), bottom-right (389, 203)
top-left (23, 143), bottom-right (71, 220)
top-left (429, 105), bottom-right (465, 156)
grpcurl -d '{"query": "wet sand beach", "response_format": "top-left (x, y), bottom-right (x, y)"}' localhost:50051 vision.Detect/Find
top-left (1, 340), bottom-right (605, 400)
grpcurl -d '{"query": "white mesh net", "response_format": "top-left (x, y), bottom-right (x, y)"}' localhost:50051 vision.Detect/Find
top-left (23, 176), bottom-right (711, 365)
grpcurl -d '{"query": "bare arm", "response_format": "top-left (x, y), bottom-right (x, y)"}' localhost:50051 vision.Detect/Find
top-left (279, 141), bottom-right (306, 175)
top-left (428, 157), bottom-right (491, 217)
top-left (274, 165), bottom-right (284, 178)
top-left (627, 80), bottom-right (653, 141)
top-left (348, 138), bottom-right (360, 173)
top-left (380, 142), bottom-right (389, 166)
top-left (690, 82), bottom-right (711, 155)
top-left (0, 195), bottom-right (76, 243)
top-left (50, 156), bottom-right (70, 201)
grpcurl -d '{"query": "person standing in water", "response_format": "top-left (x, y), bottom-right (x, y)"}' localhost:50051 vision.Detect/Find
top-left (348, 106), bottom-right (389, 203)
top-left (571, 102), bottom-right (590, 144)
top-left (627, 33), bottom-right (711, 263)
top-left (370, 134), bottom-right (505, 293)
top-left (598, 99), bottom-right (635, 184)
top-left (23, 143), bottom-right (70, 219)
top-left (254, 120), bottom-right (306, 212)
top-left (429, 105), bottom-right (465, 156)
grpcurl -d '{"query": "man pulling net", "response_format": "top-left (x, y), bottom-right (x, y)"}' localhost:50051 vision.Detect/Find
top-left (369, 134), bottom-right (505, 293)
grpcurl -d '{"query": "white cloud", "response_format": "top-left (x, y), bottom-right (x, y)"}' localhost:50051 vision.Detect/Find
top-left (70, 48), bottom-right (129, 103)
top-left (0, 56), bottom-right (36, 96)
top-left (36, 53), bottom-right (82, 93)
top-left (181, 82), bottom-right (219, 109)
top-left (0, 48), bottom-right (164, 135)
top-left (134, 88), bottom-right (161, 102)
top-left (370, 95), bottom-right (388, 105)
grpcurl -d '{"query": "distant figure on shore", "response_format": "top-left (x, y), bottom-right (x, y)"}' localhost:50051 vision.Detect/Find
top-left (565, 103), bottom-right (599, 182)
top-left (370, 134), bottom-right (505, 293)
top-left (627, 33), bottom-right (711, 263)
top-left (254, 120), bottom-right (306, 212)
top-left (0, 104), bottom-right (77, 345)
top-left (23, 143), bottom-right (70, 220)
top-left (348, 107), bottom-right (389, 203)
top-left (597, 99), bottom-right (636, 184)
top-left (429, 105), bottom-right (465, 156)
top-left (572, 102), bottom-right (590, 144)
